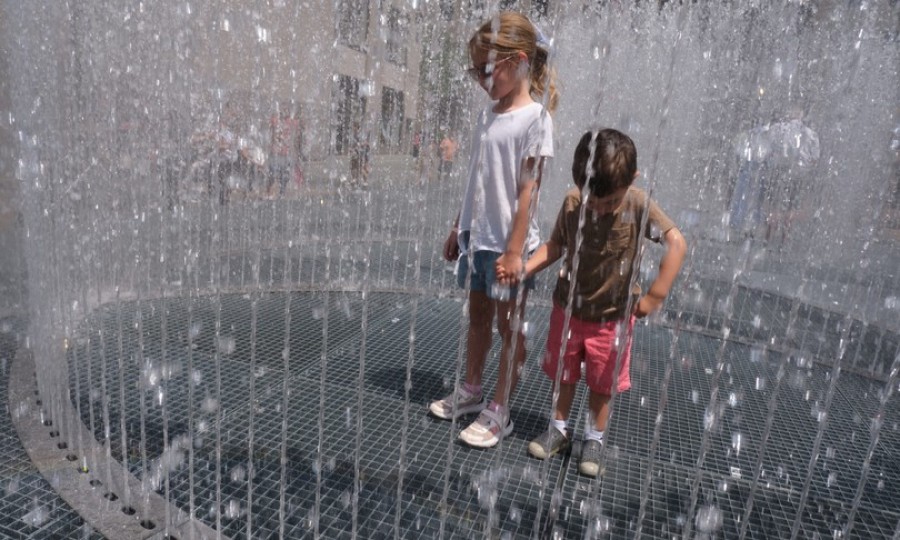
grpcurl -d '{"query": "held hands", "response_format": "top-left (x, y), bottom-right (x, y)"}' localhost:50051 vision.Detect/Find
top-left (443, 229), bottom-right (460, 262)
top-left (495, 252), bottom-right (524, 286)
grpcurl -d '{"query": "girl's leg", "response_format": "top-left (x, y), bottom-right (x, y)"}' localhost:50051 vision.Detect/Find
top-left (465, 289), bottom-right (495, 387)
top-left (492, 289), bottom-right (528, 407)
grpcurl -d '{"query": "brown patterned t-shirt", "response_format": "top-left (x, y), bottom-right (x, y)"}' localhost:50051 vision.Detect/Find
top-left (550, 186), bottom-right (676, 322)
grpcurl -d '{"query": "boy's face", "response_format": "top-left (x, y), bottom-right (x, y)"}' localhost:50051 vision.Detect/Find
top-left (585, 187), bottom-right (629, 216)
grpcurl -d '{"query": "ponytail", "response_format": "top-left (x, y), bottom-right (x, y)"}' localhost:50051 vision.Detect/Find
top-left (530, 45), bottom-right (558, 114)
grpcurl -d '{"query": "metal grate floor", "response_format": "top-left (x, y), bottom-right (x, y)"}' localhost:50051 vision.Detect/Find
top-left (57, 290), bottom-right (900, 539)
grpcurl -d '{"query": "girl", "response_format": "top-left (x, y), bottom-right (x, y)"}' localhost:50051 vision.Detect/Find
top-left (429, 11), bottom-right (558, 448)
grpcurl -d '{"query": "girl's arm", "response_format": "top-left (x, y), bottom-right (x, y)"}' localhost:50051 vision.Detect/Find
top-left (496, 156), bottom-right (544, 280)
top-left (443, 213), bottom-right (460, 261)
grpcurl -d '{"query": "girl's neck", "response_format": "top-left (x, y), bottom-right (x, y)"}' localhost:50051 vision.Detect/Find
top-left (493, 80), bottom-right (533, 114)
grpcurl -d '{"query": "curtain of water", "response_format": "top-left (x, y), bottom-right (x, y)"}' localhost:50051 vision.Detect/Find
top-left (3, 0), bottom-right (898, 538)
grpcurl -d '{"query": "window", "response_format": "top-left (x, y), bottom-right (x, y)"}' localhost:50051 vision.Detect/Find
top-left (336, 0), bottom-right (369, 50)
top-left (386, 8), bottom-right (408, 67)
top-left (380, 87), bottom-right (404, 153)
top-left (332, 75), bottom-right (366, 155)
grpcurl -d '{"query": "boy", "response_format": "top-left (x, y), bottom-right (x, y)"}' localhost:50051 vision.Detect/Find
top-left (499, 129), bottom-right (686, 476)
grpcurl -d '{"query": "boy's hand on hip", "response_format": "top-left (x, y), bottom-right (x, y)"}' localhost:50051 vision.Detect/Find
top-left (634, 295), bottom-right (663, 319)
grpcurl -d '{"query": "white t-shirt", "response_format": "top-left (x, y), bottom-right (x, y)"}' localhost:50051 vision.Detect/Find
top-left (458, 101), bottom-right (554, 254)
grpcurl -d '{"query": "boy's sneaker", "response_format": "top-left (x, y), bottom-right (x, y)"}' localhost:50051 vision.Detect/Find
top-left (458, 408), bottom-right (513, 448)
top-left (579, 439), bottom-right (603, 477)
top-left (429, 386), bottom-right (485, 420)
top-left (527, 426), bottom-right (570, 460)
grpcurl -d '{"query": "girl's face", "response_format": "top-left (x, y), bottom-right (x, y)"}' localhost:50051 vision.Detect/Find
top-left (469, 48), bottom-right (524, 102)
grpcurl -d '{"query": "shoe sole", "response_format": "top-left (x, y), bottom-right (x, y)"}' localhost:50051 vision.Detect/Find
top-left (528, 440), bottom-right (569, 460)
top-left (428, 399), bottom-right (485, 420)
top-left (578, 460), bottom-right (602, 477)
top-left (459, 420), bottom-right (514, 448)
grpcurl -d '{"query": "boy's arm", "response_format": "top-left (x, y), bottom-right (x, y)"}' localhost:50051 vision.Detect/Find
top-left (635, 227), bottom-right (687, 318)
top-left (498, 240), bottom-right (561, 284)
top-left (524, 240), bottom-right (562, 277)
top-left (497, 157), bottom-right (544, 280)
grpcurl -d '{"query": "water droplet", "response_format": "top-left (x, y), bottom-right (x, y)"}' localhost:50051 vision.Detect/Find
top-left (230, 465), bottom-right (246, 483)
top-left (21, 503), bottom-right (50, 527)
top-left (727, 392), bottom-right (739, 408)
top-left (732, 432), bottom-right (743, 456)
top-left (189, 322), bottom-right (203, 338)
top-left (201, 397), bottom-right (218, 414)
top-left (224, 499), bottom-right (242, 519)
top-left (217, 336), bottom-right (236, 355)
top-left (695, 505), bottom-right (723, 533)
top-left (490, 283), bottom-right (510, 301)
top-left (750, 346), bottom-right (765, 363)
top-left (508, 504), bottom-right (521, 524)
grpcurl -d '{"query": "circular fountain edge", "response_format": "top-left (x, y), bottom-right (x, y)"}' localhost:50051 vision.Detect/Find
top-left (8, 347), bottom-right (228, 540)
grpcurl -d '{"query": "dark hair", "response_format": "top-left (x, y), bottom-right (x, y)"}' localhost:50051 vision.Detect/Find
top-left (571, 129), bottom-right (637, 197)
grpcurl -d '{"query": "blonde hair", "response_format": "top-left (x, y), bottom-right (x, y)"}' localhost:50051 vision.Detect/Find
top-left (468, 11), bottom-right (559, 114)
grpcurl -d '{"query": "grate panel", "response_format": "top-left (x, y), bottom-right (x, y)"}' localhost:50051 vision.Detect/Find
top-left (55, 292), bottom-right (900, 538)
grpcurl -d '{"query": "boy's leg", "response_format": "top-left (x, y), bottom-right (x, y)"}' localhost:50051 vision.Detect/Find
top-left (527, 381), bottom-right (576, 459)
top-left (579, 317), bottom-right (634, 477)
top-left (579, 390), bottom-right (612, 478)
top-left (587, 390), bottom-right (612, 432)
top-left (528, 303), bottom-right (582, 460)
top-left (554, 381), bottom-right (577, 422)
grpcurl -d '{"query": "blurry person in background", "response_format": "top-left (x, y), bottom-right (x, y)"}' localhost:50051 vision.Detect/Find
top-left (267, 103), bottom-right (302, 198)
top-left (438, 133), bottom-right (459, 179)
top-left (729, 106), bottom-right (819, 245)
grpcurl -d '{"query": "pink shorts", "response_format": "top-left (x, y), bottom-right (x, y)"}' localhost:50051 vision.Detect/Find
top-left (542, 303), bottom-right (634, 395)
